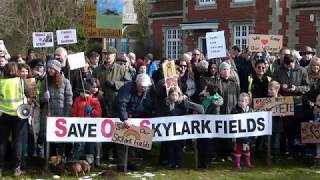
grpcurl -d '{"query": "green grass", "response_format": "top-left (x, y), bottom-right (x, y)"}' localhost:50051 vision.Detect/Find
top-left (96, 13), bottom-right (122, 29)
top-left (1, 144), bottom-right (320, 179)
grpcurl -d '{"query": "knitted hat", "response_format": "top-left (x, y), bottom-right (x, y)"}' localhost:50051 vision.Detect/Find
top-left (136, 73), bottom-right (152, 87)
top-left (291, 50), bottom-right (302, 61)
top-left (219, 62), bottom-right (231, 72)
top-left (47, 60), bottom-right (61, 72)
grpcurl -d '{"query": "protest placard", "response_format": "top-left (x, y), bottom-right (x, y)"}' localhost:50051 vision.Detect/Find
top-left (24, 78), bottom-right (37, 97)
top-left (46, 111), bottom-right (272, 142)
top-left (67, 52), bottom-right (86, 70)
top-left (301, 122), bottom-right (320, 144)
top-left (32, 32), bottom-right (54, 48)
top-left (248, 34), bottom-right (283, 53)
top-left (84, 2), bottom-right (122, 38)
top-left (206, 31), bottom-right (226, 59)
top-left (162, 61), bottom-right (178, 94)
top-left (56, 29), bottom-right (77, 45)
top-left (253, 96), bottom-right (294, 116)
top-left (112, 122), bottom-right (153, 150)
top-left (96, 0), bottom-right (123, 29)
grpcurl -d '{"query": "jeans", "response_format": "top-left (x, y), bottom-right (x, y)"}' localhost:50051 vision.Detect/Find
top-left (0, 114), bottom-right (27, 169)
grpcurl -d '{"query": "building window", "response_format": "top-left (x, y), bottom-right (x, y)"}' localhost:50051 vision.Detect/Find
top-left (198, 37), bottom-right (207, 56)
top-left (233, 24), bottom-right (253, 51)
top-left (230, 0), bottom-right (255, 7)
top-left (199, 0), bottom-right (216, 6)
top-left (109, 39), bottom-right (128, 54)
top-left (166, 28), bottom-right (181, 59)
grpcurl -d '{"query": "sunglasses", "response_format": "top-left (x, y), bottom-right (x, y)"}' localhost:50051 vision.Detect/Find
top-left (180, 65), bottom-right (187, 68)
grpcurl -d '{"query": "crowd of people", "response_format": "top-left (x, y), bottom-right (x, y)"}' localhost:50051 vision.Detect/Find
top-left (0, 44), bottom-right (319, 176)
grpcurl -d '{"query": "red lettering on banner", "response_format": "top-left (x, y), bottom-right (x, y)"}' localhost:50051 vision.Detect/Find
top-left (101, 119), bottom-right (115, 138)
top-left (140, 119), bottom-right (150, 128)
top-left (55, 118), bottom-right (67, 137)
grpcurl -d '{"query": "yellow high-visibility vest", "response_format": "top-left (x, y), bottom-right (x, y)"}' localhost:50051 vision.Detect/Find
top-left (0, 77), bottom-right (25, 116)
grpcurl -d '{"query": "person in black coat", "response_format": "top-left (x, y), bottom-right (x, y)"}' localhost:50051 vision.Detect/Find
top-left (115, 73), bottom-right (154, 171)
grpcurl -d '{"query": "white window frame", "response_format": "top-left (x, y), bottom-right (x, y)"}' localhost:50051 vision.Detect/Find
top-left (198, 36), bottom-right (206, 54)
top-left (165, 28), bottom-right (181, 59)
top-left (233, 24), bottom-right (253, 51)
top-left (199, 0), bottom-right (216, 6)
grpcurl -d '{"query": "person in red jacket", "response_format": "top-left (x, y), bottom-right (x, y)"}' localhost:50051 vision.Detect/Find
top-left (71, 78), bottom-right (102, 165)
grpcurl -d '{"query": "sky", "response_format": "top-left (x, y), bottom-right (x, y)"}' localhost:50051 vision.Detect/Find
top-left (96, 0), bottom-right (123, 14)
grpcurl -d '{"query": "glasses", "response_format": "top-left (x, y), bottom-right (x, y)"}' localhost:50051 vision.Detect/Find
top-left (180, 65), bottom-right (187, 68)
top-left (192, 54), bottom-right (200, 56)
top-left (256, 66), bottom-right (266, 70)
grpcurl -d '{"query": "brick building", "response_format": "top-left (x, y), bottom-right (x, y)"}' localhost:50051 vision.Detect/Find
top-left (148, 0), bottom-right (320, 59)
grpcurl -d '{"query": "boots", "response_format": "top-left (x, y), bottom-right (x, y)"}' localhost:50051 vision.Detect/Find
top-left (244, 152), bottom-right (254, 168)
top-left (234, 154), bottom-right (241, 170)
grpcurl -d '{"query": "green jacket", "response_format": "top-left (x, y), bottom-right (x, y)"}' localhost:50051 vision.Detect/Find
top-left (93, 63), bottom-right (132, 117)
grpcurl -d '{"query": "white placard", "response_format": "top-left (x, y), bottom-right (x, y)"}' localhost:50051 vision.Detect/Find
top-left (67, 52), bottom-right (86, 70)
top-left (46, 112), bottom-right (272, 142)
top-left (56, 29), bottom-right (77, 45)
top-left (32, 32), bottom-right (54, 48)
top-left (206, 31), bottom-right (226, 59)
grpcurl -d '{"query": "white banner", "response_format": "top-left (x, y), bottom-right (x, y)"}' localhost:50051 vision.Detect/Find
top-left (67, 52), bottom-right (86, 70)
top-left (206, 31), bottom-right (226, 59)
top-left (46, 112), bottom-right (272, 142)
top-left (32, 32), bottom-right (54, 48)
top-left (56, 29), bottom-right (77, 45)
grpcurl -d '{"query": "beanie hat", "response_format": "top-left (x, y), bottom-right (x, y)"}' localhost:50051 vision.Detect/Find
top-left (136, 73), bottom-right (152, 87)
top-left (219, 62), bottom-right (231, 72)
top-left (47, 60), bottom-right (61, 72)
top-left (291, 50), bottom-right (302, 62)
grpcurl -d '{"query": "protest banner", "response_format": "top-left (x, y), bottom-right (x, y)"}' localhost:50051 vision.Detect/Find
top-left (301, 122), bottom-right (320, 144)
top-left (24, 78), bottom-right (37, 97)
top-left (96, 0), bottom-right (123, 29)
top-left (67, 52), bottom-right (86, 70)
top-left (84, 2), bottom-right (122, 38)
top-left (46, 111), bottom-right (272, 142)
top-left (32, 32), bottom-right (54, 48)
top-left (56, 29), bottom-right (77, 45)
top-left (162, 61), bottom-right (178, 94)
top-left (248, 34), bottom-right (283, 53)
top-left (253, 96), bottom-right (294, 116)
top-left (206, 31), bottom-right (226, 59)
top-left (123, 0), bottom-right (138, 24)
top-left (112, 122), bottom-right (153, 150)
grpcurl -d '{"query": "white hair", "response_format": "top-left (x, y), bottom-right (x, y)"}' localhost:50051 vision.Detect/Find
top-left (136, 73), bottom-right (152, 87)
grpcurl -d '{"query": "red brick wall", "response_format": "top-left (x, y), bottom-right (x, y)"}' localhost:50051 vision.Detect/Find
top-left (151, 0), bottom-right (183, 12)
top-left (296, 10), bottom-right (318, 50)
top-left (186, 0), bottom-right (271, 48)
top-left (150, 18), bottom-right (183, 58)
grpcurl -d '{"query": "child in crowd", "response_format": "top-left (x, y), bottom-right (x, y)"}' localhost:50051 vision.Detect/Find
top-left (231, 93), bottom-right (254, 170)
top-left (71, 78), bottom-right (102, 166)
top-left (163, 86), bottom-right (204, 169)
top-left (198, 83), bottom-right (223, 169)
top-left (268, 80), bottom-right (283, 164)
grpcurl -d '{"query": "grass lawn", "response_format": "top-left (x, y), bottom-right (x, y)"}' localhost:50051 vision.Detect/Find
top-left (1, 144), bottom-right (320, 179)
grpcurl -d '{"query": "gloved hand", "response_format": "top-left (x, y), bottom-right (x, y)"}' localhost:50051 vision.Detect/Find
top-left (85, 105), bottom-right (93, 114)
top-left (44, 90), bottom-right (50, 101)
top-left (104, 80), bottom-right (115, 88)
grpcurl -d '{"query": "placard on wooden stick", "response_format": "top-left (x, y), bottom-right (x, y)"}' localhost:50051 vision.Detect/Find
top-left (253, 96), bottom-right (294, 116)
top-left (301, 122), bottom-right (320, 144)
top-left (248, 34), bottom-right (283, 53)
top-left (112, 122), bottom-right (154, 150)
